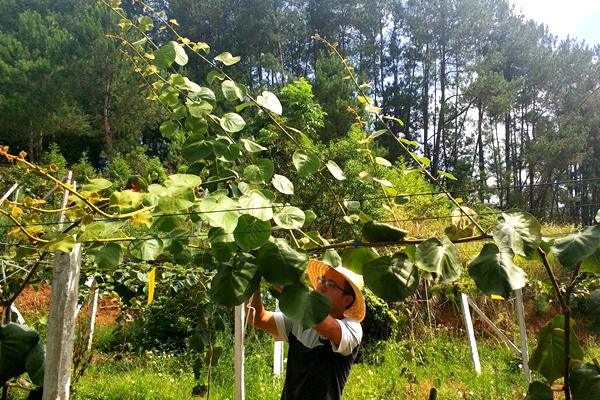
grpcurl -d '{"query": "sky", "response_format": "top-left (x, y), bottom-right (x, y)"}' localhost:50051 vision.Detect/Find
top-left (509, 0), bottom-right (600, 46)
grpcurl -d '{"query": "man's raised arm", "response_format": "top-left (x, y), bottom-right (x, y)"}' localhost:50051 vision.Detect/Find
top-left (246, 288), bottom-right (279, 337)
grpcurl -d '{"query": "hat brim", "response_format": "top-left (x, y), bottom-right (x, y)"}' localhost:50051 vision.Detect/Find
top-left (307, 259), bottom-right (366, 323)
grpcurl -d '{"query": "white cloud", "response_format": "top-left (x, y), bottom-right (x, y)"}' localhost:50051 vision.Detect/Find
top-left (510, 0), bottom-right (600, 44)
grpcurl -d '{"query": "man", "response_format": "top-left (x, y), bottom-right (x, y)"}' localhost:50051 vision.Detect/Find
top-left (247, 259), bottom-right (365, 400)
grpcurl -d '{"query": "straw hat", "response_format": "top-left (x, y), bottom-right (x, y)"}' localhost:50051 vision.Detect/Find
top-left (307, 259), bottom-right (366, 323)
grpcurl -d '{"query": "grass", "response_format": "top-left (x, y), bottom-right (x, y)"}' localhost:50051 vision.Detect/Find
top-left (8, 331), bottom-right (543, 400)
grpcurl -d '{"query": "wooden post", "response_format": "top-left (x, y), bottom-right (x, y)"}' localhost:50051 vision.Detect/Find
top-left (0, 183), bottom-right (19, 203)
top-left (460, 293), bottom-right (481, 374)
top-left (515, 289), bottom-right (531, 382)
top-left (234, 304), bottom-right (245, 400)
top-left (85, 278), bottom-right (99, 352)
top-left (43, 172), bottom-right (82, 400)
top-left (42, 244), bottom-right (82, 400)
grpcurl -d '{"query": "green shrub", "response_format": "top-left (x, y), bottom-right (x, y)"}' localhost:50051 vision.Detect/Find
top-left (106, 155), bottom-right (132, 189)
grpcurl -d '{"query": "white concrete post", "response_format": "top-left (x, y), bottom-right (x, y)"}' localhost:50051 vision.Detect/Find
top-left (515, 289), bottom-right (531, 382)
top-left (273, 300), bottom-right (284, 376)
top-left (234, 304), bottom-right (245, 400)
top-left (460, 293), bottom-right (481, 374)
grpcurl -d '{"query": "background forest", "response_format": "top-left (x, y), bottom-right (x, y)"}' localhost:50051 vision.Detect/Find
top-left (1, 0), bottom-right (599, 225)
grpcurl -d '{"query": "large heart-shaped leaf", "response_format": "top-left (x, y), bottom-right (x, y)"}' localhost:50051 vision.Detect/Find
top-left (341, 247), bottom-right (379, 274)
top-left (165, 174), bottom-right (202, 188)
top-left (256, 239), bottom-right (307, 285)
top-left (362, 221), bottom-right (408, 243)
top-left (109, 190), bottom-right (145, 211)
top-left (128, 237), bottom-right (164, 261)
top-left (292, 150), bottom-right (320, 178)
top-left (493, 211), bottom-right (541, 257)
top-left (87, 243), bottom-right (121, 269)
top-left (274, 284), bottom-right (331, 329)
top-left (187, 101), bottom-right (213, 118)
top-left (467, 243), bottom-right (526, 299)
top-left (240, 138), bottom-right (266, 153)
top-left (273, 206), bottom-right (305, 229)
top-left (524, 382), bottom-right (552, 400)
top-left (364, 253), bottom-right (419, 301)
top-left (182, 138), bottom-right (214, 163)
top-left (221, 80), bottom-right (246, 101)
top-left (214, 52), bottom-right (240, 66)
top-left (239, 190), bottom-right (273, 221)
top-left (272, 174), bottom-right (294, 195)
top-left (326, 160), bottom-right (346, 180)
top-left (569, 361), bottom-right (600, 400)
top-left (529, 316), bottom-right (583, 383)
top-left (552, 226), bottom-right (600, 269)
top-left (210, 254), bottom-right (259, 307)
top-left (234, 214), bottom-right (271, 251)
top-left (256, 91), bottom-right (282, 115)
top-left (199, 193), bottom-right (239, 231)
top-left (220, 112), bottom-right (246, 133)
top-left (581, 248), bottom-right (600, 274)
top-left (415, 236), bottom-right (461, 283)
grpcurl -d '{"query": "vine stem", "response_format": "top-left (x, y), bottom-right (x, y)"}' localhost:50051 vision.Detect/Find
top-left (563, 262), bottom-right (581, 400)
top-left (313, 35), bottom-right (484, 235)
top-left (537, 248), bottom-right (567, 312)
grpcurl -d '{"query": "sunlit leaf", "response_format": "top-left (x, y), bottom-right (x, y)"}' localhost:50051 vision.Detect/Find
top-left (326, 160), bottom-right (345, 180)
top-left (241, 138), bottom-right (266, 153)
top-left (214, 52), bottom-right (240, 66)
top-left (220, 112), bottom-right (246, 133)
top-left (187, 100), bottom-right (213, 118)
top-left (239, 190), bottom-right (273, 221)
top-left (375, 157), bottom-right (392, 167)
top-left (128, 237), bottom-right (164, 261)
top-left (170, 41), bottom-right (188, 66)
top-left (198, 193), bottom-right (239, 231)
top-left (292, 150), bottom-right (320, 178)
top-left (256, 91), bottom-right (282, 115)
top-left (273, 206), bottom-right (305, 229)
top-left (221, 80), bottom-right (246, 101)
top-left (272, 174), bottom-right (294, 195)
top-left (109, 190), bottom-right (145, 211)
top-left (165, 174), bottom-right (202, 188)
top-left (493, 211), bottom-right (541, 257)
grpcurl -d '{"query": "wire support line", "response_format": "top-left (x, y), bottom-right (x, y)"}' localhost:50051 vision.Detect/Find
top-left (1, 199), bottom-right (600, 231)
top-left (2, 176), bottom-right (599, 223)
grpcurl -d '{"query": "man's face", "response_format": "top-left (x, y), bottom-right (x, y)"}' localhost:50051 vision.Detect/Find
top-left (316, 269), bottom-right (355, 317)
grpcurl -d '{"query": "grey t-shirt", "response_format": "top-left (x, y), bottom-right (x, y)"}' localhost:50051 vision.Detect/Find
top-left (273, 312), bottom-right (363, 400)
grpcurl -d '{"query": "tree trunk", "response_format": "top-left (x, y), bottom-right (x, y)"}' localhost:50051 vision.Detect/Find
top-left (103, 80), bottom-right (113, 152)
top-left (432, 45), bottom-right (446, 177)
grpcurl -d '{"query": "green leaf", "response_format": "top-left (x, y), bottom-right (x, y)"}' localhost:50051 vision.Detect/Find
top-left (368, 129), bottom-right (387, 141)
top-left (383, 115), bottom-right (404, 126)
top-left (272, 174), bottom-right (294, 195)
top-left (552, 226), bottom-right (600, 269)
top-left (87, 243), bottom-right (121, 269)
top-left (182, 138), bottom-right (213, 163)
top-left (159, 120), bottom-right (179, 139)
top-left (43, 233), bottom-right (75, 253)
top-left (138, 15), bottom-right (153, 31)
top-left (214, 52), bottom-right (240, 66)
top-left (274, 284), bottom-right (331, 329)
top-left (158, 191), bottom-right (195, 213)
top-left (78, 222), bottom-right (106, 242)
top-left (256, 239), bottom-right (307, 285)
top-left (524, 382), bottom-right (553, 400)
top-left (213, 139), bottom-right (241, 162)
top-left (362, 221), bottom-right (408, 243)
top-left (322, 249), bottom-right (341, 267)
top-left (165, 174), bottom-right (202, 188)
top-left (198, 193), bottom-right (239, 231)
top-left (438, 170), bottom-right (458, 181)
top-left (581, 248), bottom-right (600, 274)
top-left (109, 190), bottom-right (145, 211)
top-left (341, 247), bottom-right (379, 274)
top-left (493, 211), bottom-right (541, 257)
top-left (80, 178), bottom-right (112, 194)
top-left (210, 254), bottom-right (259, 307)
top-left (326, 160), bottom-right (346, 180)
top-left (445, 225), bottom-right (474, 241)
top-left (529, 316), bottom-right (583, 383)
top-left (273, 206), bottom-right (305, 229)
top-left (292, 150), bottom-right (320, 178)
top-left (364, 253), bottom-right (419, 301)
top-left (221, 80), bottom-right (246, 101)
top-left (415, 236), bottom-right (461, 283)
top-left (220, 112), bottom-right (246, 133)
top-left (169, 41), bottom-right (188, 66)
top-left (569, 361), bottom-right (600, 400)
top-left (303, 210), bottom-right (317, 227)
top-left (128, 237), bottom-right (164, 261)
top-left (234, 214), bottom-right (271, 251)
top-left (239, 190), bottom-right (273, 221)
top-left (375, 157), bottom-right (392, 167)
top-left (256, 91), bottom-right (282, 115)
top-left (467, 243), bottom-right (527, 299)
top-left (187, 101), bottom-right (213, 118)
top-left (241, 138), bottom-right (267, 153)
top-left (207, 70), bottom-right (226, 84)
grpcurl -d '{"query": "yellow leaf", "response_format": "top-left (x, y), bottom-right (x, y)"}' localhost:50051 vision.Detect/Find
top-left (11, 207), bottom-right (23, 217)
top-left (147, 268), bottom-right (156, 305)
top-left (130, 212), bottom-right (153, 229)
top-left (490, 294), bottom-right (505, 300)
